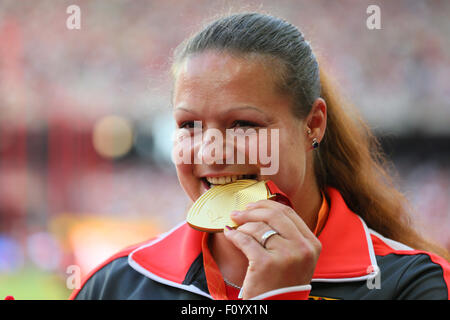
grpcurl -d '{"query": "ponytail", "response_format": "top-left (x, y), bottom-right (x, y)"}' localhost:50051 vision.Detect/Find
top-left (317, 64), bottom-right (449, 260)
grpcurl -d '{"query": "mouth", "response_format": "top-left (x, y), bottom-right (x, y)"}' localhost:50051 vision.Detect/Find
top-left (201, 174), bottom-right (258, 190)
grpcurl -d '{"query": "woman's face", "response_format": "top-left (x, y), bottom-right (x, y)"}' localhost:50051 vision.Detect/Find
top-left (172, 51), bottom-right (316, 211)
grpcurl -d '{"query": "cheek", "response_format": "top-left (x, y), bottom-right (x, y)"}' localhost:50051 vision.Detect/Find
top-left (228, 131), bottom-right (258, 164)
top-left (231, 130), bottom-right (279, 168)
top-left (175, 162), bottom-right (194, 191)
top-left (172, 134), bottom-right (198, 195)
top-left (268, 153), bottom-right (305, 201)
top-left (175, 162), bottom-right (192, 177)
top-left (172, 129), bottom-right (194, 165)
top-left (280, 130), bottom-right (306, 173)
top-left (273, 130), bottom-right (307, 191)
top-left (175, 163), bottom-right (200, 202)
top-left (256, 129), bottom-right (279, 173)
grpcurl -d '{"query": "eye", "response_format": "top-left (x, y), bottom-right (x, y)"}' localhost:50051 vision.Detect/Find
top-left (231, 120), bottom-right (260, 129)
top-left (178, 121), bottom-right (196, 129)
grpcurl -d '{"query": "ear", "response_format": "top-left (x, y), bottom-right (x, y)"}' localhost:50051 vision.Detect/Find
top-left (304, 98), bottom-right (327, 149)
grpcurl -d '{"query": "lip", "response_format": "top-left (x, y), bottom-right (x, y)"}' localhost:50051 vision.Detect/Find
top-left (199, 170), bottom-right (259, 178)
top-left (201, 178), bottom-right (211, 192)
top-left (199, 172), bottom-right (259, 192)
top-left (199, 172), bottom-right (259, 178)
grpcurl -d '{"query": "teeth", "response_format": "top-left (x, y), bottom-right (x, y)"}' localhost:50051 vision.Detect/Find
top-left (206, 175), bottom-right (253, 185)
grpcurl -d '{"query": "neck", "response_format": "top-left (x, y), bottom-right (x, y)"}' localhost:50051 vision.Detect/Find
top-left (209, 232), bottom-right (248, 286)
top-left (290, 181), bottom-right (323, 232)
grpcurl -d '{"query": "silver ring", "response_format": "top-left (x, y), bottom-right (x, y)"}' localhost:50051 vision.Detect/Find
top-left (260, 230), bottom-right (279, 248)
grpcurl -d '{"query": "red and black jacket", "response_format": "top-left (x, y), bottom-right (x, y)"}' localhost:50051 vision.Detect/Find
top-left (70, 187), bottom-right (449, 300)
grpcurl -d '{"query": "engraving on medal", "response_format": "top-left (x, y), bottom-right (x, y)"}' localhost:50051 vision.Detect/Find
top-left (186, 180), bottom-right (271, 232)
top-left (206, 208), bottom-right (224, 223)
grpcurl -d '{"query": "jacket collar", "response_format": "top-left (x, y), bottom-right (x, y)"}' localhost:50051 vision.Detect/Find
top-left (128, 187), bottom-right (378, 295)
top-left (312, 187), bottom-right (378, 282)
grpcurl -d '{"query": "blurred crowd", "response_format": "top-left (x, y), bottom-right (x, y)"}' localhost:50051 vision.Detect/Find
top-left (0, 0), bottom-right (449, 299)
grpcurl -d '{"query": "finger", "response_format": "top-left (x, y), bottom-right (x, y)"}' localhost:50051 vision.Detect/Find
top-left (237, 221), bottom-right (283, 249)
top-left (239, 200), bottom-right (316, 241)
top-left (231, 207), bottom-right (300, 240)
top-left (223, 226), bottom-right (267, 260)
top-left (249, 200), bottom-right (323, 254)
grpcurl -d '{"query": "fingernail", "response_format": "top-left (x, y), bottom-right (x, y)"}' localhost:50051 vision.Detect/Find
top-left (245, 202), bottom-right (256, 209)
top-left (230, 210), bottom-right (240, 217)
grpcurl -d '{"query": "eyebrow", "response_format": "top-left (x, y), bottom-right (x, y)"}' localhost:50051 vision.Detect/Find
top-left (174, 105), bottom-right (267, 116)
top-left (224, 105), bottom-right (266, 115)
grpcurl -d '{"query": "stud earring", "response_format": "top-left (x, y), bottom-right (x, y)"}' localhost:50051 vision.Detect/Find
top-left (312, 138), bottom-right (319, 149)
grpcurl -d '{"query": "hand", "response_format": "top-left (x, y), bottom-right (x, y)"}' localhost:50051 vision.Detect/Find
top-left (223, 199), bottom-right (321, 299)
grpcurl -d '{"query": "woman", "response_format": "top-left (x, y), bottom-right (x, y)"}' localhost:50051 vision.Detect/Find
top-left (71, 12), bottom-right (449, 300)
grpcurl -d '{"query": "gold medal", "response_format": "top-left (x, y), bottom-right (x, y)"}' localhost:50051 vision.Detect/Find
top-left (186, 179), bottom-right (286, 233)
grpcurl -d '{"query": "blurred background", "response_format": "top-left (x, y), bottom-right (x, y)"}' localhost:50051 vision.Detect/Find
top-left (0, 0), bottom-right (449, 299)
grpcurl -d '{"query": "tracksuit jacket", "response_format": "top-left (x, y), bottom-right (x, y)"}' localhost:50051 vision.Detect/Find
top-left (70, 187), bottom-right (449, 300)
